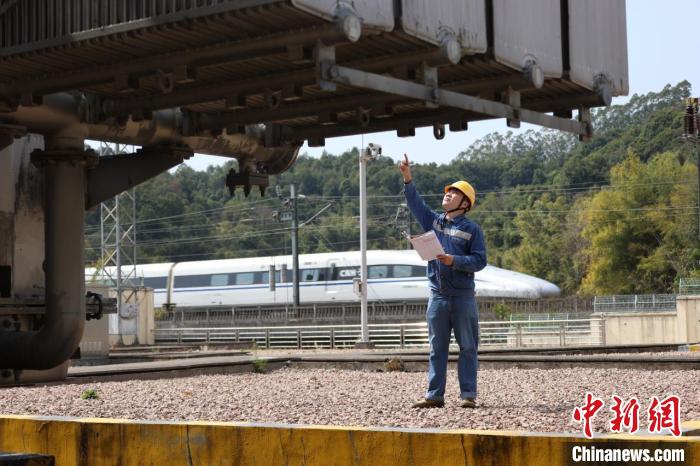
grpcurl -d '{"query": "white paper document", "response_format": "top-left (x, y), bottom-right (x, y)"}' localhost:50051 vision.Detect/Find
top-left (407, 230), bottom-right (444, 261)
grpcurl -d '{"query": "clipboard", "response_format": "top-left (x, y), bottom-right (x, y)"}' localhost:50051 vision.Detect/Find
top-left (402, 230), bottom-right (444, 261)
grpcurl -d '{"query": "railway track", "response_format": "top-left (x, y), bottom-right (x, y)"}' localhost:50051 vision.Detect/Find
top-left (57, 343), bottom-right (700, 384)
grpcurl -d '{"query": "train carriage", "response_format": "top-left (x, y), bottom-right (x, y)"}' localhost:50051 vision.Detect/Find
top-left (87, 250), bottom-right (561, 308)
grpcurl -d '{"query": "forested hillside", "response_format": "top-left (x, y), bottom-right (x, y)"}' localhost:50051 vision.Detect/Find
top-left (85, 82), bottom-right (697, 296)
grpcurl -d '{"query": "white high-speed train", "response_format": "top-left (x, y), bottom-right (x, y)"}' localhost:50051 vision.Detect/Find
top-left (88, 250), bottom-right (560, 307)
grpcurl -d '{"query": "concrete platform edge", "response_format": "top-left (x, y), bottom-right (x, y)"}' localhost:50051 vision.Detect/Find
top-left (0, 415), bottom-right (697, 466)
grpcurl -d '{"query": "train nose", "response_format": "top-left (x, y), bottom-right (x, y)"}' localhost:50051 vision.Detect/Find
top-left (539, 282), bottom-right (561, 298)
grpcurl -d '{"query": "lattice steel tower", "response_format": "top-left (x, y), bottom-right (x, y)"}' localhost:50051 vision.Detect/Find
top-left (98, 142), bottom-right (138, 336)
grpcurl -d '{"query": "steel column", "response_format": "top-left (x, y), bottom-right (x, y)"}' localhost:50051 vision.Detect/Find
top-left (0, 149), bottom-right (95, 369)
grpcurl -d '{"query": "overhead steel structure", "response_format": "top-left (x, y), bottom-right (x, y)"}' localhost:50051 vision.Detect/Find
top-left (0, 0), bottom-right (628, 381)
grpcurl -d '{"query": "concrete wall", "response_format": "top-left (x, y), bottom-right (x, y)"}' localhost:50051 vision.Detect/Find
top-left (105, 287), bottom-right (155, 346)
top-left (677, 295), bottom-right (700, 344)
top-left (0, 415), bottom-right (697, 466)
top-left (601, 295), bottom-right (700, 346)
top-left (602, 311), bottom-right (683, 345)
top-left (0, 135), bottom-right (45, 301)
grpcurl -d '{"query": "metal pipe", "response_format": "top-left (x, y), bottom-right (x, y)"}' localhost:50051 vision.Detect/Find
top-left (0, 150), bottom-right (91, 370)
top-left (291, 184), bottom-right (300, 308)
top-left (359, 149), bottom-right (369, 343)
top-left (3, 99), bottom-right (301, 172)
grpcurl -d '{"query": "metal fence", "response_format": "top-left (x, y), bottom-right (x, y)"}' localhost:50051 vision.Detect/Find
top-left (592, 294), bottom-right (676, 313)
top-left (155, 297), bottom-right (594, 328)
top-left (153, 318), bottom-right (604, 349)
top-left (679, 278), bottom-right (700, 295)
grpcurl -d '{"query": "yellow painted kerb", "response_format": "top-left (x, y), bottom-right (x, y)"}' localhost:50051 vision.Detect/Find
top-left (0, 415), bottom-right (698, 466)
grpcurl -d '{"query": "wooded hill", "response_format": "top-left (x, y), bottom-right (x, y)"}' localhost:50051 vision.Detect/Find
top-left (85, 81), bottom-right (698, 296)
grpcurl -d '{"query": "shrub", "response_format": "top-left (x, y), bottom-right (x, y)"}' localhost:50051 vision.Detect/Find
top-left (81, 388), bottom-right (99, 400)
top-left (252, 358), bottom-right (268, 374)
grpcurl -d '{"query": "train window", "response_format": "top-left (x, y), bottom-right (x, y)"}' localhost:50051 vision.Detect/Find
top-left (368, 265), bottom-right (389, 279)
top-left (210, 274), bottom-right (228, 286)
top-left (174, 275), bottom-right (211, 288)
top-left (393, 265), bottom-right (413, 278)
top-left (234, 272), bottom-right (255, 285)
top-left (143, 277), bottom-right (167, 289)
top-left (260, 270), bottom-right (281, 284)
top-left (336, 266), bottom-right (360, 280)
top-left (301, 268), bottom-right (319, 282)
top-left (413, 266), bottom-right (427, 277)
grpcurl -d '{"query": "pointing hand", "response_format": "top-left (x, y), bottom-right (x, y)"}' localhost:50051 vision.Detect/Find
top-left (399, 153), bottom-right (412, 183)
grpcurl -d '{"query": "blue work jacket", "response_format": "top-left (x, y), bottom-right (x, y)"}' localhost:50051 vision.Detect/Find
top-left (404, 181), bottom-right (487, 297)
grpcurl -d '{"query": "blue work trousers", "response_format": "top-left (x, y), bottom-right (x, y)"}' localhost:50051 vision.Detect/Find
top-left (425, 293), bottom-right (479, 401)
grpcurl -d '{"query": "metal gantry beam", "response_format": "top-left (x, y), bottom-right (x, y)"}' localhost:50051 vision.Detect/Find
top-left (320, 64), bottom-right (593, 140)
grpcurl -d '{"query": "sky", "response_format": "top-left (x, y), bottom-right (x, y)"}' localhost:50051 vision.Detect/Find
top-left (181, 1), bottom-right (700, 171)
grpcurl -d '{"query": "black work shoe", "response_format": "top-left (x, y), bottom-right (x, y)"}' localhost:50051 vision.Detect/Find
top-left (412, 398), bottom-right (444, 408)
top-left (460, 398), bottom-right (477, 409)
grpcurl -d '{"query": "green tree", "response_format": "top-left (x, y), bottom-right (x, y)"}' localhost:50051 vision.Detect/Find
top-left (579, 151), bottom-right (697, 294)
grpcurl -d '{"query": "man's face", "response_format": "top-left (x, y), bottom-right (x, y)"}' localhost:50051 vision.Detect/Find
top-left (442, 188), bottom-right (466, 212)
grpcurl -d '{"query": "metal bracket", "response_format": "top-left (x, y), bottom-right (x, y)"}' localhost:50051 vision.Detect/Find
top-left (323, 65), bottom-right (591, 138)
top-left (418, 64), bottom-right (439, 109)
top-left (578, 106), bottom-right (593, 142)
top-left (226, 167), bottom-right (269, 198)
top-left (316, 42), bottom-right (337, 92)
top-left (503, 87), bottom-right (521, 128)
top-left (86, 145), bottom-right (192, 209)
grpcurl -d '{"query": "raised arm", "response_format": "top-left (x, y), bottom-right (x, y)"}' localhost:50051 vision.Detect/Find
top-left (400, 154), bottom-right (437, 231)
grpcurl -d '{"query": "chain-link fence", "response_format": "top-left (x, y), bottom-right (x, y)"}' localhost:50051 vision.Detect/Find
top-left (679, 278), bottom-right (700, 295)
top-left (593, 294), bottom-right (676, 313)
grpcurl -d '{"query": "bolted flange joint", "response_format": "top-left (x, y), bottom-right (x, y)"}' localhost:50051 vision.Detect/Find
top-left (30, 148), bottom-right (99, 169)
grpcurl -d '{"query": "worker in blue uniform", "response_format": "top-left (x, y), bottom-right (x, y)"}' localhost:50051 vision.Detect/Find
top-left (399, 154), bottom-right (487, 408)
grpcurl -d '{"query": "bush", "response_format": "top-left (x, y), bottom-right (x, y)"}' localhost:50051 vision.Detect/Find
top-left (81, 388), bottom-right (99, 400)
top-left (492, 303), bottom-right (512, 321)
top-left (252, 358), bottom-right (268, 374)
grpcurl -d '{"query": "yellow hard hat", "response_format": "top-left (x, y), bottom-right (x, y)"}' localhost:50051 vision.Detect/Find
top-left (444, 181), bottom-right (476, 209)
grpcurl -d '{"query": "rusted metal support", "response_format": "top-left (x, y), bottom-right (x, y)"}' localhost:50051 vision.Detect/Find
top-left (0, 148), bottom-right (96, 370)
top-left (225, 168), bottom-right (269, 198)
top-left (85, 145), bottom-right (193, 209)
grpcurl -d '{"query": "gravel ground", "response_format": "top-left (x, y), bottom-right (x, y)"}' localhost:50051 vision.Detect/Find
top-left (1, 367), bottom-right (698, 434)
